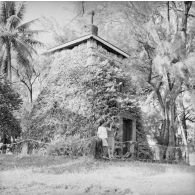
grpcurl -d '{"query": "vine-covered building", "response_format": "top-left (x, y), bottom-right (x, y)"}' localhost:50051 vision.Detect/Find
top-left (44, 21), bottom-right (137, 155)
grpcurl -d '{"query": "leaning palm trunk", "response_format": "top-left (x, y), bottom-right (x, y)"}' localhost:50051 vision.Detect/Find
top-left (6, 41), bottom-right (12, 81)
top-left (0, 42), bottom-right (12, 81)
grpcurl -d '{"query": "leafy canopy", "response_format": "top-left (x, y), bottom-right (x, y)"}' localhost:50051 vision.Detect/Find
top-left (0, 1), bottom-right (42, 80)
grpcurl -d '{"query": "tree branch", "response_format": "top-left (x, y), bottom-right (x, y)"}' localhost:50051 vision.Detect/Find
top-left (176, 9), bottom-right (195, 18)
top-left (171, 2), bottom-right (179, 31)
top-left (31, 72), bottom-right (40, 85)
top-left (11, 65), bottom-right (31, 91)
top-left (186, 117), bottom-right (195, 123)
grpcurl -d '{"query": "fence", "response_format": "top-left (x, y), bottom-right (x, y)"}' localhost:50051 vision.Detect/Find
top-left (0, 138), bottom-right (192, 164)
top-left (148, 143), bottom-right (190, 164)
top-left (112, 141), bottom-right (191, 164)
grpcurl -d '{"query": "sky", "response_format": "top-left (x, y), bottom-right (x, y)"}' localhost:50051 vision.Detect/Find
top-left (22, 1), bottom-right (118, 52)
top-left (25, 1), bottom-right (77, 25)
top-left (23, 1), bottom-right (109, 51)
top-left (23, 1), bottom-right (79, 49)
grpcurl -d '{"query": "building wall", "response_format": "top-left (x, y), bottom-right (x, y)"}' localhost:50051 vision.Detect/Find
top-left (46, 40), bottom-right (125, 116)
top-left (29, 39), bottom-right (132, 141)
top-left (86, 39), bottom-right (125, 67)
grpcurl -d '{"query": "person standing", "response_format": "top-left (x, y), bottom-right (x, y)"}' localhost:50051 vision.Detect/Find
top-left (97, 121), bottom-right (111, 158)
top-left (107, 122), bottom-right (115, 158)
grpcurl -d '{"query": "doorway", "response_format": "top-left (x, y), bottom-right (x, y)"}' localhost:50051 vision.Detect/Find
top-left (122, 118), bottom-right (133, 154)
top-left (123, 118), bottom-right (132, 141)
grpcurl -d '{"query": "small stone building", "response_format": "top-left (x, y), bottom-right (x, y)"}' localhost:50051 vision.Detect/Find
top-left (44, 20), bottom-right (136, 154)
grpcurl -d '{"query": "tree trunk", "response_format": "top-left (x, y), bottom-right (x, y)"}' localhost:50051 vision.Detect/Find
top-left (29, 87), bottom-right (33, 104)
top-left (169, 102), bottom-right (176, 146)
top-left (180, 121), bottom-right (189, 164)
top-left (163, 103), bottom-right (170, 145)
top-left (167, 1), bottom-right (170, 34)
top-left (2, 132), bottom-right (7, 154)
top-left (181, 109), bottom-right (188, 139)
top-left (159, 101), bottom-right (177, 160)
top-left (179, 96), bottom-right (189, 164)
top-left (6, 42), bottom-right (12, 82)
top-left (181, 1), bottom-right (192, 44)
top-left (12, 136), bottom-right (15, 143)
top-left (179, 1), bottom-right (192, 164)
top-left (165, 102), bottom-right (177, 160)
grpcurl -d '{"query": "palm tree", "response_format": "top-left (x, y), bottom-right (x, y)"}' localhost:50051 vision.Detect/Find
top-left (0, 1), bottom-right (42, 81)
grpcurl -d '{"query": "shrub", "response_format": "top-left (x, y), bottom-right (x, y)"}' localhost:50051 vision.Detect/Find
top-left (46, 135), bottom-right (92, 157)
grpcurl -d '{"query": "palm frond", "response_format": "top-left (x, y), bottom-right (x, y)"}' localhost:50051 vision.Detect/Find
top-left (23, 37), bottom-right (44, 47)
top-left (0, 30), bottom-right (15, 40)
top-left (12, 38), bottom-right (32, 60)
top-left (0, 54), bottom-right (8, 75)
top-left (17, 18), bottom-right (39, 31)
top-left (23, 29), bottom-right (46, 35)
top-left (0, 38), bottom-right (5, 50)
top-left (16, 2), bottom-right (25, 20)
top-left (0, 23), bottom-right (6, 32)
top-left (0, 2), bottom-right (16, 23)
top-left (15, 51), bottom-right (30, 69)
top-left (0, 49), bottom-right (5, 68)
top-left (7, 2), bottom-right (16, 17)
top-left (0, 2), bottom-right (8, 24)
top-left (13, 37), bottom-right (37, 57)
top-left (0, 2), bottom-right (41, 81)
top-left (25, 64), bottom-right (35, 79)
top-left (6, 15), bottom-right (21, 30)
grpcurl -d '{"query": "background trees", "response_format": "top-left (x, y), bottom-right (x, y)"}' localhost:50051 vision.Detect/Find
top-left (119, 1), bottom-right (195, 159)
top-left (0, 2), bottom-right (42, 145)
top-left (13, 59), bottom-right (40, 103)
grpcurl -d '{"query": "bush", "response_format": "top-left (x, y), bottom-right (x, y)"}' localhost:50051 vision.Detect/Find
top-left (46, 135), bottom-right (92, 157)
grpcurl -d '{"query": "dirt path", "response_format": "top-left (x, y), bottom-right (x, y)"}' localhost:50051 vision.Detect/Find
top-left (0, 155), bottom-right (195, 195)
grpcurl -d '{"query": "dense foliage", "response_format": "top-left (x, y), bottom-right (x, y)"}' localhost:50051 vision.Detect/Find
top-left (123, 2), bottom-right (195, 155)
top-left (0, 76), bottom-right (22, 143)
top-left (25, 44), bottom-right (151, 158)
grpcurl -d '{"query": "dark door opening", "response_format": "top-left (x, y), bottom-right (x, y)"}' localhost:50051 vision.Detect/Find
top-left (123, 118), bottom-right (132, 154)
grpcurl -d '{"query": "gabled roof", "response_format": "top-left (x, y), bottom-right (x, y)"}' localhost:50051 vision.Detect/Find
top-left (44, 34), bottom-right (129, 58)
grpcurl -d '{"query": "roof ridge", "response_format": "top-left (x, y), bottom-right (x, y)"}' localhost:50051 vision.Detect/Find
top-left (44, 34), bottom-right (129, 58)
top-left (47, 34), bottom-right (92, 51)
top-left (92, 35), bottom-right (130, 57)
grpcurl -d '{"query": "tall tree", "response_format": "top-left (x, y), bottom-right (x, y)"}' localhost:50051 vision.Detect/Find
top-left (123, 1), bottom-right (195, 159)
top-left (0, 1), bottom-right (42, 81)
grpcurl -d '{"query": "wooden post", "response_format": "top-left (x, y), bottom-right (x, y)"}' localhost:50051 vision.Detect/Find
top-left (132, 119), bottom-right (136, 142)
top-left (21, 141), bottom-right (28, 156)
top-left (91, 11), bottom-right (95, 25)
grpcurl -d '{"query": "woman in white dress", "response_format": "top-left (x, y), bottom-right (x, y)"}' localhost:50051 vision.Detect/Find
top-left (97, 121), bottom-right (111, 158)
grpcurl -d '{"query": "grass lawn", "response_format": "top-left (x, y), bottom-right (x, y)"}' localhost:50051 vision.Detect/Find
top-left (0, 154), bottom-right (195, 195)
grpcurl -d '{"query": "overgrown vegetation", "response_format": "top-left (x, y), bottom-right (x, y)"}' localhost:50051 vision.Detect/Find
top-left (0, 76), bottom-right (22, 144)
top-left (24, 46), bottom-right (150, 158)
top-left (0, 1), bottom-right (194, 161)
